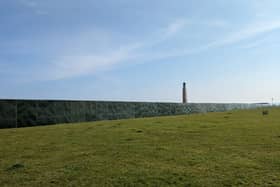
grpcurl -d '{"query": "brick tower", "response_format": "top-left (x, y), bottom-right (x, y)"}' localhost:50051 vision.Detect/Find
top-left (182, 82), bottom-right (187, 104)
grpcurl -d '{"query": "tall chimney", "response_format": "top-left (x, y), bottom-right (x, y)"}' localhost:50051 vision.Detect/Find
top-left (182, 82), bottom-right (187, 104)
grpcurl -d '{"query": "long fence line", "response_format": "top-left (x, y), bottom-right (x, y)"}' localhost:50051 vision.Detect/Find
top-left (0, 99), bottom-right (263, 129)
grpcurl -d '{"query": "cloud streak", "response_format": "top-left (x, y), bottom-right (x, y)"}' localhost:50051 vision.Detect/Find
top-left (48, 47), bottom-right (138, 80)
top-left (44, 19), bottom-right (280, 80)
top-left (47, 19), bottom-right (188, 80)
top-left (146, 20), bottom-right (280, 59)
top-left (209, 21), bottom-right (280, 47)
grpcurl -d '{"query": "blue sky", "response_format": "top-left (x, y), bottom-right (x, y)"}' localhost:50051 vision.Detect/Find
top-left (1, 0), bottom-right (280, 103)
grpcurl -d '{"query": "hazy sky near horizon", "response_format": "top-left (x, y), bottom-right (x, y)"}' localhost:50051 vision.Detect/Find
top-left (1, 0), bottom-right (280, 103)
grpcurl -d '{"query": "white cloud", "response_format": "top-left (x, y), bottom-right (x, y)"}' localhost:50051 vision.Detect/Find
top-left (20, 0), bottom-right (48, 15)
top-left (164, 19), bottom-right (188, 37)
top-left (20, 0), bottom-right (37, 7)
top-left (35, 10), bottom-right (48, 15)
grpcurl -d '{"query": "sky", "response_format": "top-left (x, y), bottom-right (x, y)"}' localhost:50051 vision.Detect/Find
top-left (1, 0), bottom-right (280, 103)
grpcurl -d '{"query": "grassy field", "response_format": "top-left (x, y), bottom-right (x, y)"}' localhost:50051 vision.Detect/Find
top-left (1, 108), bottom-right (280, 186)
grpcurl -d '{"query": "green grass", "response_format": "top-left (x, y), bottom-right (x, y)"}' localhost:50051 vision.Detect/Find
top-left (1, 108), bottom-right (280, 186)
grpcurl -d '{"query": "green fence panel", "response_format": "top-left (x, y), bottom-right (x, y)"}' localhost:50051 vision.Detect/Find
top-left (0, 99), bottom-right (264, 129)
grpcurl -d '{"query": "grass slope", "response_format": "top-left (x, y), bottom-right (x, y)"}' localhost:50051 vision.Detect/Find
top-left (1, 108), bottom-right (280, 186)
